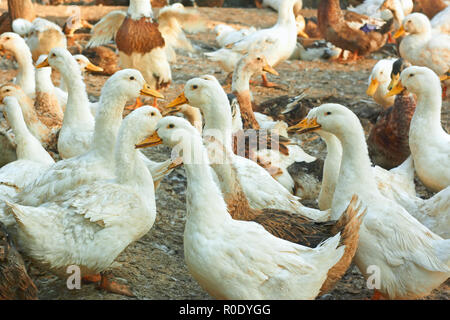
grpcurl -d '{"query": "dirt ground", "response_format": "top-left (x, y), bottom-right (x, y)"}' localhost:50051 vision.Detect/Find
top-left (0, 5), bottom-right (448, 300)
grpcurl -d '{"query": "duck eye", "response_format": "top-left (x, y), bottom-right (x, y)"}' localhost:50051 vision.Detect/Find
top-left (325, 111), bottom-right (332, 115)
top-left (130, 76), bottom-right (135, 80)
top-left (150, 112), bottom-right (155, 116)
top-left (5, 37), bottom-right (9, 40)
top-left (168, 124), bottom-right (175, 129)
top-left (5, 89), bottom-right (10, 92)
top-left (192, 85), bottom-right (198, 90)
top-left (257, 57), bottom-right (261, 61)
top-left (52, 53), bottom-right (56, 57)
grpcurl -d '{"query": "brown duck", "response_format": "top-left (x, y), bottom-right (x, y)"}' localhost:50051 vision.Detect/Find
top-left (0, 222), bottom-right (38, 300)
top-left (318, 0), bottom-right (394, 60)
top-left (368, 58), bottom-right (416, 169)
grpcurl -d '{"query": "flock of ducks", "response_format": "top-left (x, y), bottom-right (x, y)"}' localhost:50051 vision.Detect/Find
top-left (0, 0), bottom-right (448, 300)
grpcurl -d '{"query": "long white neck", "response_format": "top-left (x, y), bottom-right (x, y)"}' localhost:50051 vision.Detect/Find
top-left (410, 82), bottom-right (446, 141)
top-left (391, 1), bottom-right (405, 25)
top-left (201, 96), bottom-right (234, 152)
top-left (276, 0), bottom-right (296, 26)
top-left (5, 102), bottom-right (54, 164)
top-left (318, 130), bottom-right (342, 210)
top-left (232, 63), bottom-right (252, 93)
top-left (183, 134), bottom-right (230, 225)
top-left (92, 86), bottom-right (130, 157)
top-left (35, 67), bottom-right (55, 94)
top-left (115, 125), bottom-right (154, 191)
top-left (128, 0), bottom-right (153, 19)
top-left (331, 121), bottom-right (379, 219)
top-left (60, 61), bottom-right (94, 127)
top-left (13, 40), bottom-right (35, 96)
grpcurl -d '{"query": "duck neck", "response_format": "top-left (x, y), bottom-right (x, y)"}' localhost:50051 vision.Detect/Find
top-left (35, 67), bottom-right (55, 94)
top-left (411, 85), bottom-right (444, 138)
top-left (128, 0), bottom-right (153, 19)
top-left (206, 136), bottom-right (256, 220)
top-left (201, 99), bottom-right (234, 152)
top-left (277, 0), bottom-right (297, 26)
top-left (391, 1), bottom-right (405, 25)
top-left (332, 122), bottom-right (379, 217)
top-left (93, 89), bottom-right (129, 157)
top-left (7, 104), bottom-right (53, 164)
top-left (115, 127), bottom-right (154, 191)
top-left (61, 64), bottom-right (93, 127)
top-left (318, 0), bottom-right (342, 29)
top-left (318, 130), bottom-right (342, 210)
top-left (183, 135), bottom-right (230, 224)
top-left (232, 65), bottom-right (259, 130)
top-left (183, 106), bottom-right (203, 133)
top-left (14, 43), bottom-right (35, 96)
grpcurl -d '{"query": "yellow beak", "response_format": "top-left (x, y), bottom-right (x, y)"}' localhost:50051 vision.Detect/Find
top-left (297, 30), bottom-right (309, 38)
top-left (135, 131), bottom-right (163, 149)
top-left (385, 79), bottom-right (404, 97)
top-left (394, 25), bottom-right (406, 39)
top-left (85, 62), bottom-right (104, 72)
top-left (439, 74), bottom-right (449, 82)
top-left (36, 58), bottom-right (50, 68)
top-left (140, 84), bottom-right (165, 99)
top-left (288, 117), bottom-right (321, 134)
top-left (366, 78), bottom-right (379, 97)
top-left (165, 92), bottom-right (189, 111)
top-left (263, 64), bottom-right (279, 76)
top-left (82, 20), bottom-right (93, 29)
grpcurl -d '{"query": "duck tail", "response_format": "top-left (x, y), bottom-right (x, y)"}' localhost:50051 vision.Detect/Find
top-left (319, 195), bottom-right (366, 295)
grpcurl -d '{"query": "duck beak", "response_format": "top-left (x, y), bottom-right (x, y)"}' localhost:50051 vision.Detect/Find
top-left (135, 132), bottom-right (163, 149)
top-left (439, 74), bottom-right (449, 82)
top-left (388, 73), bottom-right (400, 91)
top-left (386, 79), bottom-right (404, 97)
top-left (394, 26), bottom-right (405, 38)
top-left (366, 78), bottom-right (379, 96)
top-left (36, 57), bottom-right (50, 68)
top-left (140, 84), bottom-right (165, 99)
top-left (263, 64), bottom-right (279, 76)
top-left (162, 105), bottom-right (182, 116)
top-left (166, 92), bottom-right (189, 111)
top-left (288, 117), bottom-right (321, 134)
top-left (85, 62), bottom-right (104, 72)
top-left (297, 30), bottom-right (309, 38)
top-left (81, 20), bottom-right (93, 29)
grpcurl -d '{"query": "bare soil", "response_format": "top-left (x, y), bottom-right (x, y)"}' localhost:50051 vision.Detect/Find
top-left (0, 5), bottom-right (448, 300)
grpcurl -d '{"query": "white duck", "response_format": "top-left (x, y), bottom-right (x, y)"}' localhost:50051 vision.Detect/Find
top-left (0, 84), bottom-right (57, 152)
top-left (366, 58), bottom-right (396, 107)
top-left (36, 48), bottom-right (95, 159)
top-left (214, 24), bottom-right (257, 48)
top-left (430, 6), bottom-right (450, 34)
top-left (0, 96), bottom-right (54, 227)
top-left (0, 33), bottom-right (35, 97)
top-left (395, 13), bottom-right (450, 78)
top-left (299, 103), bottom-right (450, 299)
top-left (205, 0), bottom-right (299, 87)
top-left (290, 123), bottom-right (449, 237)
top-left (14, 69), bottom-right (163, 207)
top-left (165, 75), bottom-right (329, 221)
top-left (380, 0), bottom-right (414, 28)
top-left (12, 17), bottom-right (67, 62)
top-left (5, 106), bottom-right (159, 297)
top-left (388, 66), bottom-right (450, 192)
top-left (144, 115), bottom-right (347, 300)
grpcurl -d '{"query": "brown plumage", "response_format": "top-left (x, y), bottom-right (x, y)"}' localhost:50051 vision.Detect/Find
top-left (318, 0), bottom-right (393, 57)
top-left (255, 93), bottom-right (312, 126)
top-left (34, 92), bottom-right (63, 130)
top-left (82, 46), bottom-right (120, 76)
top-left (368, 92), bottom-right (416, 169)
top-left (0, 222), bottom-right (38, 300)
top-left (232, 129), bottom-right (290, 161)
top-left (116, 17), bottom-right (165, 56)
top-left (413, 0), bottom-right (448, 19)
